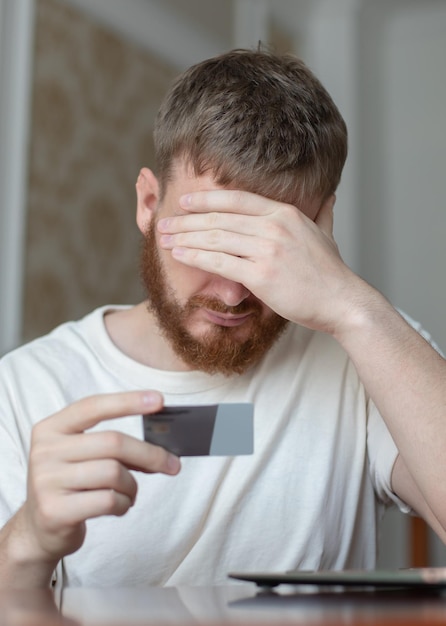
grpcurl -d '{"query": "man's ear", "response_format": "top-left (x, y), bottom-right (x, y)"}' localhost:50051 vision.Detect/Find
top-left (136, 167), bottom-right (160, 234)
top-left (314, 194), bottom-right (336, 235)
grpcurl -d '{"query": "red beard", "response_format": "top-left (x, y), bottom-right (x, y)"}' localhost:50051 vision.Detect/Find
top-left (140, 220), bottom-right (288, 375)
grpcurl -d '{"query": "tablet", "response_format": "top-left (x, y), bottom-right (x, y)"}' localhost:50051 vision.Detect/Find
top-left (228, 568), bottom-right (446, 590)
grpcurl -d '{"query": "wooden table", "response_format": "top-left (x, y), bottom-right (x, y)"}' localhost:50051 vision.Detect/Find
top-left (1, 584), bottom-right (446, 625)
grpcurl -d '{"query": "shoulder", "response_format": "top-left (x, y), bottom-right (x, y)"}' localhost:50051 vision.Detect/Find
top-left (0, 306), bottom-right (130, 413)
top-left (1, 306), bottom-right (111, 367)
top-left (258, 323), bottom-right (354, 386)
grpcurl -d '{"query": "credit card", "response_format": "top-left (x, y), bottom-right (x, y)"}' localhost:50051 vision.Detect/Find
top-left (142, 403), bottom-right (254, 456)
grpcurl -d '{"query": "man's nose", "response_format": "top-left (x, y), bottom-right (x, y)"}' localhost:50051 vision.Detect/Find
top-left (211, 277), bottom-right (251, 307)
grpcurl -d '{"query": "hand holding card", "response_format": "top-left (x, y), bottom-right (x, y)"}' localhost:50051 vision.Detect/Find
top-left (142, 403), bottom-right (254, 457)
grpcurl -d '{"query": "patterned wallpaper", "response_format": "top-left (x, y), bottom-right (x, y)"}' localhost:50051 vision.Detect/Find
top-left (22, 0), bottom-right (177, 341)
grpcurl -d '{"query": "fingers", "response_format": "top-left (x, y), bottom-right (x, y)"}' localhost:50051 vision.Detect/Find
top-left (179, 189), bottom-right (274, 215)
top-left (158, 191), bottom-right (293, 260)
top-left (32, 426), bottom-right (181, 478)
top-left (23, 391), bottom-right (182, 563)
top-left (43, 390), bottom-right (163, 435)
top-left (32, 460), bottom-right (138, 524)
top-left (170, 246), bottom-right (253, 286)
top-left (31, 389), bottom-right (181, 475)
top-left (36, 489), bottom-right (135, 528)
top-left (160, 228), bottom-right (260, 261)
top-left (49, 431), bottom-right (180, 474)
top-left (159, 190), bottom-right (326, 252)
top-left (69, 490), bottom-right (133, 520)
top-left (158, 211), bottom-right (265, 244)
top-left (50, 459), bottom-right (139, 498)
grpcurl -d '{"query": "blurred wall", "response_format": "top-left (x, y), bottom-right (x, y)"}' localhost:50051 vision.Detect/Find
top-left (359, 1), bottom-right (446, 353)
top-left (22, 0), bottom-right (177, 341)
top-left (0, 0), bottom-right (34, 354)
top-left (358, 0), bottom-right (446, 568)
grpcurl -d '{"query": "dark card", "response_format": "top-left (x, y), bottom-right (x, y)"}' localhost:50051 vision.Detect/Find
top-left (142, 403), bottom-right (254, 456)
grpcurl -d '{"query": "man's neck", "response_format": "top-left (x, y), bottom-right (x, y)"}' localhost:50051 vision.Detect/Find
top-left (104, 301), bottom-right (192, 372)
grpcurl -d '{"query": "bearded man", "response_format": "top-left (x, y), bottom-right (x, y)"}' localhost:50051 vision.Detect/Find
top-left (1, 49), bottom-right (446, 589)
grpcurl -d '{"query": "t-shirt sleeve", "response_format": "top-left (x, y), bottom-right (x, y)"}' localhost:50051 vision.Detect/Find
top-left (0, 358), bottom-right (31, 528)
top-left (0, 419), bottom-right (27, 528)
top-left (366, 308), bottom-right (444, 514)
top-left (367, 399), bottom-right (411, 513)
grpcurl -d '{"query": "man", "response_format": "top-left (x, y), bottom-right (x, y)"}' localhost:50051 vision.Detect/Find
top-left (1, 48), bottom-right (446, 589)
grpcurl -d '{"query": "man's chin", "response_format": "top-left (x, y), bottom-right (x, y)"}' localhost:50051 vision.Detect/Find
top-left (185, 320), bottom-right (255, 344)
top-left (169, 319), bottom-right (288, 376)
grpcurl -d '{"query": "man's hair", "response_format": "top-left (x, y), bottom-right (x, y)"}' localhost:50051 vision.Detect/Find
top-left (154, 48), bottom-right (348, 204)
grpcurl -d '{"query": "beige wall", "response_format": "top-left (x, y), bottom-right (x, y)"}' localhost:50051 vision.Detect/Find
top-left (22, 0), bottom-right (177, 341)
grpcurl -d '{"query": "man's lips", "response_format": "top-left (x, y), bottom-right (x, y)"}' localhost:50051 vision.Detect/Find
top-left (203, 309), bottom-right (253, 327)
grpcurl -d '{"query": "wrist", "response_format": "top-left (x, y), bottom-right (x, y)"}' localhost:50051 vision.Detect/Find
top-left (331, 279), bottom-right (393, 348)
top-left (1, 506), bottom-right (59, 588)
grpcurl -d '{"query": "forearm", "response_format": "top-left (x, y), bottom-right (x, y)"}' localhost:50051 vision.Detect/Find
top-left (333, 281), bottom-right (446, 526)
top-left (0, 506), bottom-right (58, 589)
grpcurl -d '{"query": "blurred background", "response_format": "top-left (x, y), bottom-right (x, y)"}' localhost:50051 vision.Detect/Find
top-left (1, 0), bottom-right (446, 570)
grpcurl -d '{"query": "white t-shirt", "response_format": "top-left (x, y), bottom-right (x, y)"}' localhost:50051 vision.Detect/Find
top-left (0, 305), bottom-right (415, 587)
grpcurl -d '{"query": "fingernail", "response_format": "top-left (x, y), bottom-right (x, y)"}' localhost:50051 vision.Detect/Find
top-left (180, 194), bottom-right (191, 207)
top-left (171, 246), bottom-right (184, 258)
top-left (157, 218), bottom-right (170, 232)
top-left (167, 454), bottom-right (181, 474)
top-left (142, 391), bottom-right (161, 407)
top-left (159, 234), bottom-right (172, 247)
